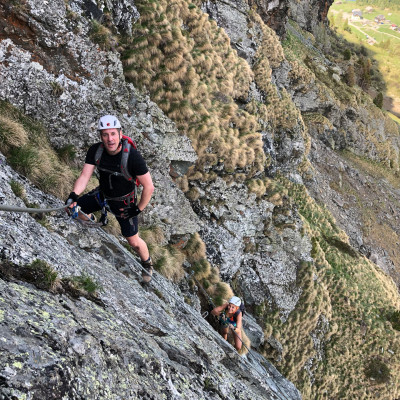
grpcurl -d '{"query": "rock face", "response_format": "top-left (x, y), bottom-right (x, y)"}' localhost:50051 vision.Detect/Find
top-left (0, 0), bottom-right (312, 329)
top-left (1, 0), bottom-right (400, 398)
top-left (288, 0), bottom-right (334, 34)
top-left (248, 0), bottom-right (290, 37)
top-left (0, 0), bottom-right (199, 241)
top-left (0, 0), bottom-right (303, 398)
top-left (206, 0), bottom-right (335, 38)
top-left (307, 139), bottom-right (400, 288)
top-left (199, 0), bottom-right (311, 319)
top-left (0, 153), bottom-right (300, 399)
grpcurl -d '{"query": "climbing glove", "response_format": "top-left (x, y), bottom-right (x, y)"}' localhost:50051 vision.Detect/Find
top-left (65, 191), bottom-right (79, 206)
top-left (121, 204), bottom-right (141, 219)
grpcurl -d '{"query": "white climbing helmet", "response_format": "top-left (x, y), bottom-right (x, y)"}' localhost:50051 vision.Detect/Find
top-left (98, 115), bottom-right (121, 130)
top-left (229, 296), bottom-right (241, 307)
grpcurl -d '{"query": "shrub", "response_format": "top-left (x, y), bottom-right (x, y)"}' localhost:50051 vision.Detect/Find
top-left (184, 232), bottom-right (207, 263)
top-left (89, 20), bottom-right (115, 51)
top-left (10, 180), bottom-right (25, 198)
top-left (0, 115), bottom-right (29, 154)
top-left (191, 258), bottom-right (211, 280)
top-left (70, 273), bottom-right (102, 294)
top-left (210, 282), bottom-right (234, 306)
top-left (50, 81), bottom-right (64, 97)
top-left (122, 0), bottom-right (266, 177)
top-left (0, 101), bottom-right (74, 198)
top-left (388, 310), bottom-right (400, 331)
top-left (345, 65), bottom-right (356, 87)
top-left (153, 245), bottom-right (185, 282)
top-left (56, 144), bottom-right (76, 163)
top-left (26, 259), bottom-right (59, 291)
top-left (139, 226), bottom-right (185, 282)
top-left (343, 48), bottom-right (351, 60)
top-left (9, 146), bottom-right (37, 176)
top-left (373, 92), bottom-right (383, 109)
top-left (364, 358), bottom-right (391, 384)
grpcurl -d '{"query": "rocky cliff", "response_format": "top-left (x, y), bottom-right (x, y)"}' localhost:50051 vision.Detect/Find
top-left (1, 0), bottom-right (400, 399)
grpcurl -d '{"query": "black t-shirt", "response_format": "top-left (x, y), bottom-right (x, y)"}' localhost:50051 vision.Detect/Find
top-left (85, 142), bottom-right (148, 198)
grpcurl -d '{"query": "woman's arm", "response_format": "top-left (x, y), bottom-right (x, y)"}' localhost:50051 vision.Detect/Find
top-left (235, 312), bottom-right (243, 333)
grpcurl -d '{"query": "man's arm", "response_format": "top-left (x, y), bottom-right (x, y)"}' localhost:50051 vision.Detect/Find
top-left (211, 303), bottom-right (228, 316)
top-left (136, 172), bottom-right (154, 211)
top-left (73, 163), bottom-right (96, 195)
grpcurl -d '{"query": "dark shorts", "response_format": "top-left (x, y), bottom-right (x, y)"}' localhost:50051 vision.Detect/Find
top-left (77, 192), bottom-right (138, 238)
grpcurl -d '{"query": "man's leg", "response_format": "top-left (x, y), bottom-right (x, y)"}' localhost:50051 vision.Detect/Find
top-left (119, 216), bottom-right (153, 282)
top-left (125, 233), bottom-right (150, 261)
top-left (76, 191), bottom-right (101, 220)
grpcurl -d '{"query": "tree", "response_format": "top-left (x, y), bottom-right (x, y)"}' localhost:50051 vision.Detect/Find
top-left (343, 48), bottom-right (351, 60)
top-left (343, 18), bottom-right (351, 33)
top-left (373, 92), bottom-right (383, 109)
top-left (345, 65), bottom-right (356, 87)
top-left (358, 57), bottom-right (371, 90)
top-left (380, 38), bottom-right (391, 50)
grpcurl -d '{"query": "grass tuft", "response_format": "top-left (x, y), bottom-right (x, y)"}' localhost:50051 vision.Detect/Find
top-left (0, 100), bottom-right (75, 199)
top-left (69, 273), bottom-right (102, 294)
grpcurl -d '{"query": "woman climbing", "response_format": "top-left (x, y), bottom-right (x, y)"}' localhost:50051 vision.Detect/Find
top-left (211, 296), bottom-right (243, 351)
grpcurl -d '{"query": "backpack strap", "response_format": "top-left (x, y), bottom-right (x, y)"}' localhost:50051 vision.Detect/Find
top-left (120, 139), bottom-right (133, 182)
top-left (94, 143), bottom-right (104, 167)
top-left (94, 137), bottom-right (140, 188)
top-left (121, 135), bottom-right (141, 188)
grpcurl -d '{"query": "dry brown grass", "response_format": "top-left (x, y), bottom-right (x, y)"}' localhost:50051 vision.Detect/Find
top-left (139, 226), bottom-right (186, 282)
top-left (0, 101), bottom-right (75, 199)
top-left (123, 0), bottom-right (266, 178)
top-left (0, 115), bottom-right (29, 153)
top-left (227, 328), bottom-right (251, 356)
top-left (184, 232), bottom-right (207, 263)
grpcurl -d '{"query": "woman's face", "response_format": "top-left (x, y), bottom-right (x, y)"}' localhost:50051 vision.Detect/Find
top-left (227, 303), bottom-right (239, 313)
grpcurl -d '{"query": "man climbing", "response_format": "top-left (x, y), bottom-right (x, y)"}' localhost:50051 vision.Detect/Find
top-left (65, 115), bottom-right (155, 282)
top-left (211, 296), bottom-right (243, 351)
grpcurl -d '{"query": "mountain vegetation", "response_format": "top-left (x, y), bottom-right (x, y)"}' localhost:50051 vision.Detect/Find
top-left (1, 0), bottom-right (400, 399)
top-left (329, 0), bottom-right (400, 119)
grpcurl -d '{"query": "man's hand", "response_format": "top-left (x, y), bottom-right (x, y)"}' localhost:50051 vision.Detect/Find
top-left (120, 204), bottom-right (141, 219)
top-left (65, 192), bottom-right (79, 207)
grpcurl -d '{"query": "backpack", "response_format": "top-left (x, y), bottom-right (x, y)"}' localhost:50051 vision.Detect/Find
top-left (239, 301), bottom-right (245, 317)
top-left (94, 135), bottom-right (140, 188)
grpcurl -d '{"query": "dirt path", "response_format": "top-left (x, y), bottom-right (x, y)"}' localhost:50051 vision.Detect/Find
top-left (348, 21), bottom-right (371, 38)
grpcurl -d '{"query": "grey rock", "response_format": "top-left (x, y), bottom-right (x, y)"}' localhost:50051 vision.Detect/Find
top-left (0, 152), bottom-right (300, 399)
top-left (243, 313), bottom-right (265, 349)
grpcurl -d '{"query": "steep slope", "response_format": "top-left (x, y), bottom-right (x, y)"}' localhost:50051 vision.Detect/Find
top-left (1, 0), bottom-right (400, 399)
top-left (0, 152), bottom-right (299, 399)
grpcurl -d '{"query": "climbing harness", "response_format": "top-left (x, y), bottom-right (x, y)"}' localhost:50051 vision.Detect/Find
top-left (219, 310), bottom-right (238, 328)
top-left (94, 135), bottom-right (140, 190)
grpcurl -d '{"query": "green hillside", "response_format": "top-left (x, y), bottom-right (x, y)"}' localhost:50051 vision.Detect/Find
top-left (329, 0), bottom-right (400, 114)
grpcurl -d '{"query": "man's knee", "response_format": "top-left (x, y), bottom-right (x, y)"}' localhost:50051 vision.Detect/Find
top-left (126, 234), bottom-right (141, 251)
